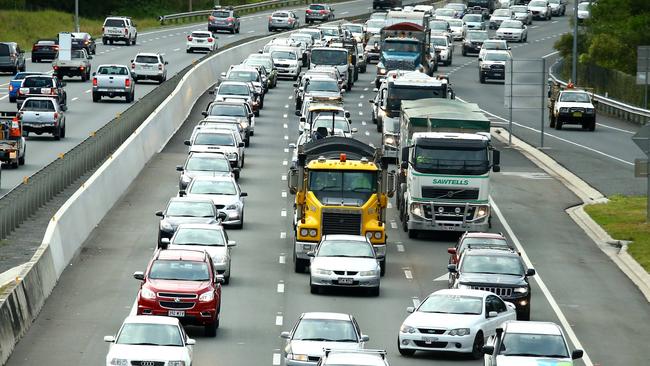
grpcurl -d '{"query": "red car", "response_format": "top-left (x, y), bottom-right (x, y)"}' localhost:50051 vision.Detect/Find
top-left (133, 249), bottom-right (224, 337)
top-left (447, 232), bottom-right (515, 265)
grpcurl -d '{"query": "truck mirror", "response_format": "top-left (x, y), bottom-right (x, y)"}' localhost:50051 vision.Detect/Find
top-left (400, 161), bottom-right (408, 170)
top-left (344, 111), bottom-right (351, 119)
top-left (288, 168), bottom-right (299, 194)
top-left (400, 147), bottom-right (409, 164)
top-left (571, 350), bottom-right (584, 360)
top-left (492, 150), bottom-right (501, 172)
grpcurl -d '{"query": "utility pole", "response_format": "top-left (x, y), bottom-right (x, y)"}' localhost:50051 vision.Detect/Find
top-left (189, 0), bottom-right (193, 12)
top-left (571, 0), bottom-right (578, 83)
top-left (74, 0), bottom-right (80, 32)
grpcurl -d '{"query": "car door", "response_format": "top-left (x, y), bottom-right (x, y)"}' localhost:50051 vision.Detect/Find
top-left (483, 296), bottom-right (500, 336)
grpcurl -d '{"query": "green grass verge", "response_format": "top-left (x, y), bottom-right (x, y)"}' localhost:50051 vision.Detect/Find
top-left (584, 195), bottom-right (650, 272)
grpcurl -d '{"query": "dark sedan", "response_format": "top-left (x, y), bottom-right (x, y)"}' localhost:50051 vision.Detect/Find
top-left (31, 39), bottom-right (58, 62)
top-left (155, 197), bottom-right (223, 244)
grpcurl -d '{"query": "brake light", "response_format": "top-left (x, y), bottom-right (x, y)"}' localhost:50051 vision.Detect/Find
top-left (102, 27), bottom-right (105, 33)
top-left (131, 63), bottom-right (135, 69)
top-left (288, 18), bottom-right (294, 23)
top-left (53, 112), bottom-right (58, 120)
top-left (268, 16), bottom-right (272, 20)
top-left (92, 77), bottom-right (97, 86)
top-left (53, 65), bottom-right (59, 70)
top-left (32, 45), bottom-right (37, 52)
top-left (319, 10), bottom-right (327, 14)
top-left (53, 45), bottom-right (59, 50)
top-left (208, 15), bottom-right (215, 21)
top-left (306, 9), bottom-right (312, 13)
top-left (125, 78), bottom-right (131, 87)
top-left (50, 88), bottom-right (56, 95)
top-left (208, 37), bottom-right (213, 42)
top-left (79, 66), bottom-right (85, 71)
top-left (227, 17), bottom-right (234, 22)
top-left (187, 36), bottom-right (193, 41)
top-left (124, 27), bottom-right (128, 34)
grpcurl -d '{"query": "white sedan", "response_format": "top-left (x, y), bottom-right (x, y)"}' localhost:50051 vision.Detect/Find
top-left (104, 315), bottom-right (194, 366)
top-left (186, 30), bottom-right (218, 53)
top-left (397, 289), bottom-right (517, 359)
top-left (496, 20), bottom-right (528, 42)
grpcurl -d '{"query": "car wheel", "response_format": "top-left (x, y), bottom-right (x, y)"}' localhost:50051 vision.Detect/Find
top-left (397, 338), bottom-right (415, 356)
top-left (204, 320), bottom-right (218, 337)
top-left (60, 124), bottom-right (66, 138)
top-left (54, 126), bottom-right (61, 141)
top-left (549, 115), bottom-right (556, 128)
top-left (462, 48), bottom-right (467, 56)
top-left (379, 259), bottom-right (386, 276)
top-left (125, 92), bottom-right (132, 103)
top-left (589, 121), bottom-right (596, 131)
top-left (18, 149), bottom-right (25, 165)
top-left (407, 228), bottom-right (418, 239)
top-left (479, 72), bottom-right (486, 84)
top-left (294, 255), bottom-right (308, 273)
top-left (224, 263), bottom-right (231, 285)
top-left (471, 332), bottom-right (484, 359)
top-left (555, 119), bottom-right (563, 130)
top-left (102, 38), bottom-right (107, 45)
top-left (517, 306), bottom-right (531, 320)
top-left (235, 212), bottom-right (244, 229)
top-left (92, 93), bottom-right (100, 102)
top-left (369, 286), bottom-right (380, 297)
top-left (9, 96), bottom-right (15, 103)
top-left (254, 109), bottom-right (259, 117)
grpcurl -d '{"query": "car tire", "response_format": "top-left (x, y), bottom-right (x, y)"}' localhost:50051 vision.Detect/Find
top-left (9, 96), bottom-right (15, 103)
top-left (254, 109), bottom-right (259, 117)
top-left (589, 121), bottom-right (596, 131)
top-left (245, 137), bottom-right (250, 147)
top-left (471, 332), bottom-right (484, 359)
top-left (310, 282), bottom-right (320, 294)
top-left (397, 338), bottom-right (415, 356)
top-left (407, 228), bottom-right (418, 239)
top-left (294, 256), bottom-right (307, 273)
top-left (18, 149), bottom-right (25, 166)
top-left (102, 37), bottom-right (107, 45)
top-left (549, 115), bottom-right (556, 128)
top-left (92, 93), bottom-right (100, 102)
top-left (54, 126), bottom-right (61, 141)
top-left (125, 92), bottom-right (132, 103)
top-left (234, 170), bottom-right (240, 180)
top-left (517, 307), bottom-right (531, 320)
top-left (369, 286), bottom-right (380, 297)
top-left (204, 320), bottom-right (218, 337)
top-left (235, 212), bottom-right (244, 230)
top-left (379, 259), bottom-right (386, 276)
top-left (462, 48), bottom-right (467, 56)
top-left (132, 36), bottom-right (137, 45)
top-left (224, 263), bottom-right (231, 285)
top-left (60, 124), bottom-right (66, 139)
top-left (555, 119), bottom-right (563, 130)
top-left (479, 73), bottom-right (486, 84)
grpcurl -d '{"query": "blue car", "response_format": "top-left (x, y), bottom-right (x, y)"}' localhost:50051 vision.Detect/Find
top-left (8, 71), bottom-right (42, 103)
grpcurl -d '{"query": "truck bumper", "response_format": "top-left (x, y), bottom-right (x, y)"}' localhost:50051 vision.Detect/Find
top-left (557, 113), bottom-right (596, 126)
top-left (295, 240), bottom-right (318, 260)
top-left (408, 216), bottom-right (489, 232)
top-left (406, 201), bottom-right (491, 232)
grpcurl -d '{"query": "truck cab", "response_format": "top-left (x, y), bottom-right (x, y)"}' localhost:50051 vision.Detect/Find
top-left (310, 47), bottom-right (352, 90)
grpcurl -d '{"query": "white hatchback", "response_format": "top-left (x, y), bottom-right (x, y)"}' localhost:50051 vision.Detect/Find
top-left (186, 30), bottom-right (218, 53)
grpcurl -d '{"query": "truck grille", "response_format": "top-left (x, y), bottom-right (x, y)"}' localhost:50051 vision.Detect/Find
top-left (160, 301), bottom-right (195, 310)
top-left (470, 286), bottom-right (513, 297)
top-left (322, 210), bottom-right (361, 235)
top-left (421, 187), bottom-right (479, 200)
top-left (384, 59), bottom-right (416, 71)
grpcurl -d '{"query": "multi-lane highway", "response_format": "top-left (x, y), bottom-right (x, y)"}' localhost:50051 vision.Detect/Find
top-left (5, 3), bottom-right (650, 366)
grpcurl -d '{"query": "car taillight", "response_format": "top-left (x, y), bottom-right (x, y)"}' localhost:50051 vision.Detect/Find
top-left (158, 64), bottom-right (163, 70)
top-left (125, 78), bottom-right (131, 87)
top-left (227, 17), bottom-right (234, 22)
top-left (79, 66), bottom-right (85, 71)
top-left (51, 88), bottom-right (56, 95)
top-left (208, 15), bottom-right (215, 21)
top-left (84, 40), bottom-right (90, 45)
top-left (208, 37), bottom-right (213, 42)
top-left (319, 10), bottom-right (327, 14)
top-left (53, 45), bottom-right (59, 50)
top-left (124, 27), bottom-right (128, 34)
top-left (53, 65), bottom-right (59, 70)
top-left (32, 46), bottom-right (37, 52)
top-left (268, 16), bottom-right (272, 20)
top-left (92, 78), bottom-right (97, 86)
top-left (187, 36), bottom-right (193, 41)
top-left (53, 112), bottom-right (58, 120)
top-left (102, 26), bottom-right (105, 33)
top-left (288, 18), bottom-right (294, 23)
top-left (131, 63), bottom-right (135, 69)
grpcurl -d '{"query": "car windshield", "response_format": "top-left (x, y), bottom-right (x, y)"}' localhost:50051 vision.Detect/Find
top-left (501, 333), bottom-right (569, 358)
top-left (494, 9), bottom-right (510, 16)
top-left (149, 260), bottom-right (211, 281)
top-left (386, 85), bottom-right (447, 111)
top-left (116, 324), bottom-right (183, 346)
top-left (23, 77), bottom-right (52, 87)
top-left (430, 38), bottom-right (448, 47)
top-left (511, 6), bottom-right (527, 13)
top-left (467, 31), bottom-right (488, 41)
top-left (273, 12), bottom-right (289, 17)
top-left (0, 44), bottom-right (11, 56)
top-left (166, 201), bottom-right (215, 217)
top-left (461, 238), bottom-right (509, 250)
top-left (189, 180), bottom-right (237, 195)
top-left (104, 19), bottom-right (125, 27)
top-left (13, 72), bottom-right (40, 81)
top-left (464, 14), bottom-right (482, 22)
top-left (311, 49), bottom-right (347, 65)
top-left (312, 117), bottom-right (350, 133)
top-left (429, 21), bottom-right (449, 30)
top-left (173, 228), bottom-right (225, 246)
top-left (317, 239), bottom-right (375, 258)
top-left (485, 52), bottom-right (510, 61)
top-left (344, 24), bottom-right (364, 33)
top-left (418, 294), bottom-right (483, 315)
top-left (135, 55), bottom-right (159, 63)
top-left (194, 133), bottom-right (235, 146)
top-left (448, 19), bottom-right (463, 27)
top-left (366, 20), bottom-right (385, 29)
top-left (483, 41), bottom-right (507, 50)
top-left (98, 66), bottom-right (128, 75)
top-left (272, 50), bottom-right (297, 60)
top-left (309, 4), bottom-right (325, 10)
top-left (308, 170), bottom-right (377, 203)
top-left (23, 99), bottom-right (55, 111)
top-left (436, 8), bottom-right (455, 16)
top-left (209, 104), bottom-right (247, 117)
top-left (244, 58), bottom-right (272, 69)
top-left (186, 156), bottom-right (230, 172)
top-left (293, 319), bottom-right (358, 341)
top-left (559, 92), bottom-right (590, 102)
top-left (305, 80), bottom-right (339, 92)
top-left (218, 84), bottom-right (249, 96)
top-left (71, 50), bottom-right (85, 59)
top-left (529, 0), bottom-right (546, 6)
top-left (549, 0), bottom-right (561, 3)
top-left (501, 20), bottom-right (521, 28)
top-left (212, 10), bottom-right (230, 18)
top-left (461, 254), bottom-right (524, 276)
top-left (578, 3), bottom-right (589, 11)
top-left (228, 71), bottom-right (258, 82)
top-left (320, 28), bottom-right (339, 36)
top-left (291, 35), bottom-right (312, 45)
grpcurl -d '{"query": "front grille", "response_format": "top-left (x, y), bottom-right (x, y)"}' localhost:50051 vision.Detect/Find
top-left (159, 301), bottom-right (195, 310)
top-left (215, 204), bottom-right (225, 209)
top-left (414, 341), bottom-right (448, 348)
top-left (570, 107), bottom-right (585, 113)
top-left (490, 64), bottom-right (505, 70)
top-left (333, 271), bottom-right (358, 275)
top-left (384, 59), bottom-right (416, 71)
top-left (275, 63), bottom-right (290, 68)
top-left (131, 362), bottom-right (165, 366)
top-left (308, 356), bottom-right (321, 362)
top-left (470, 286), bottom-right (513, 297)
top-left (158, 292), bottom-right (197, 299)
top-left (418, 328), bottom-right (446, 335)
top-left (322, 210), bottom-right (361, 235)
top-left (423, 205), bottom-right (477, 221)
top-left (421, 187), bottom-right (479, 200)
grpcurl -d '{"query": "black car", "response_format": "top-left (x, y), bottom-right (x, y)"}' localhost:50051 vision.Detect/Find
top-left (31, 39), bottom-right (59, 62)
top-left (461, 30), bottom-right (489, 56)
top-left (71, 32), bottom-right (96, 55)
top-left (155, 197), bottom-right (222, 244)
top-left (447, 248), bottom-right (536, 320)
top-left (16, 75), bottom-right (67, 110)
top-left (0, 42), bottom-right (26, 74)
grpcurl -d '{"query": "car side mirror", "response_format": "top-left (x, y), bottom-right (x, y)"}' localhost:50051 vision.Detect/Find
top-left (186, 338), bottom-right (196, 346)
top-left (220, 72), bottom-right (227, 77)
top-left (447, 264), bottom-right (457, 273)
top-left (406, 306), bottom-right (415, 313)
top-left (178, 190), bottom-right (186, 197)
top-left (92, 72), bottom-right (96, 76)
top-left (176, 165), bottom-right (184, 171)
top-left (360, 334), bottom-right (369, 342)
top-left (447, 247), bottom-right (457, 255)
top-left (482, 345), bottom-right (494, 355)
top-left (133, 271), bottom-right (145, 280)
top-left (201, 111), bottom-right (208, 117)
top-left (240, 192), bottom-right (248, 197)
top-left (526, 268), bottom-right (536, 276)
top-left (280, 331), bottom-right (291, 339)
top-left (571, 350), bottom-right (584, 360)
top-left (88, 56), bottom-right (93, 59)
top-left (238, 142), bottom-right (245, 147)
top-left (487, 311), bottom-right (498, 318)
top-left (344, 111), bottom-right (351, 118)
top-left (227, 240), bottom-right (237, 247)
top-left (299, 117), bottom-right (306, 123)
top-left (165, 61), bottom-right (169, 65)
top-left (184, 140), bottom-right (191, 146)
top-left (215, 274), bottom-right (225, 284)
top-left (160, 238), bottom-right (170, 249)
top-left (307, 251), bottom-right (315, 257)
top-left (130, 59), bottom-right (134, 63)
top-left (155, 210), bottom-right (164, 217)
top-left (218, 211), bottom-right (228, 220)
top-left (293, 83), bottom-right (299, 87)
top-left (103, 335), bottom-right (116, 343)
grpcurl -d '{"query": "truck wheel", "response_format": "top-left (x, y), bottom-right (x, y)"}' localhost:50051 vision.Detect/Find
top-left (102, 38), bottom-right (107, 45)
top-left (11, 160), bottom-right (18, 169)
top-left (549, 115), bottom-right (556, 128)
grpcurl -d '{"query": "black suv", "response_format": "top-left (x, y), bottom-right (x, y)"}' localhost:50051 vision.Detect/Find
top-left (447, 248), bottom-right (536, 320)
top-left (208, 6), bottom-right (241, 34)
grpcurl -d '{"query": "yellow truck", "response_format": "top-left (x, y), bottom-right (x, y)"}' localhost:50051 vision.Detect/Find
top-left (288, 137), bottom-right (395, 274)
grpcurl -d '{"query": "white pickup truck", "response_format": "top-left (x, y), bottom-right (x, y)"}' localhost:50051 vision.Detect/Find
top-left (52, 48), bottom-right (93, 81)
top-left (19, 97), bottom-right (66, 140)
top-left (91, 64), bottom-right (135, 103)
top-left (102, 16), bottom-right (137, 46)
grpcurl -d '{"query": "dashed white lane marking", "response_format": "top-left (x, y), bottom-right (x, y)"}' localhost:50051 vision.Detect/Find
top-left (282, 175), bottom-right (287, 181)
top-left (228, 35), bottom-right (235, 38)
top-left (273, 353), bottom-right (281, 366)
top-left (71, 97), bottom-right (79, 101)
top-left (85, 89), bottom-right (91, 93)
top-left (363, 87), bottom-right (368, 91)
top-left (340, 11), bottom-right (349, 14)
top-left (284, 148), bottom-right (289, 153)
top-left (283, 123), bottom-right (288, 128)
top-left (279, 254), bottom-right (286, 264)
top-left (288, 95), bottom-right (293, 100)
top-left (530, 25), bottom-right (538, 29)
top-left (282, 160), bottom-right (288, 166)
top-left (173, 48), bottom-right (180, 51)
top-left (281, 209), bottom-right (287, 217)
top-left (359, 94), bottom-right (364, 99)
top-left (551, 20), bottom-right (558, 24)
top-left (396, 244), bottom-right (405, 252)
top-left (358, 102), bottom-right (362, 107)
top-left (365, 131), bottom-right (370, 136)
top-left (283, 114), bottom-right (288, 119)
top-left (361, 121), bottom-right (367, 126)
top-left (282, 191), bottom-right (287, 198)
top-left (404, 269), bottom-right (413, 280)
top-left (276, 315), bottom-right (284, 326)
top-left (247, 30), bottom-right (256, 34)
top-left (359, 111), bottom-right (363, 116)
top-left (284, 104), bottom-right (289, 108)
top-left (387, 202), bottom-right (392, 209)
top-left (284, 135), bottom-right (289, 140)
top-left (390, 221), bottom-right (397, 229)
top-left (147, 39), bottom-right (153, 42)
top-left (277, 282), bottom-right (285, 293)
top-left (280, 231), bottom-right (287, 239)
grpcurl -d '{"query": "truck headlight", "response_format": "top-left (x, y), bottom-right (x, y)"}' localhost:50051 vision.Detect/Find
top-left (400, 324), bottom-right (416, 333)
top-left (384, 136), bottom-right (394, 145)
top-left (410, 203), bottom-right (424, 218)
top-left (514, 286), bottom-right (529, 294)
top-left (475, 206), bottom-right (489, 219)
top-left (300, 228), bottom-right (309, 237)
top-left (449, 328), bottom-right (470, 336)
top-left (309, 229), bottom-right (317, 237)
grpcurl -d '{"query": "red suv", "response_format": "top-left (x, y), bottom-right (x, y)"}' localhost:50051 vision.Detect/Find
top-left (133, 249), bottom-right (224, 337)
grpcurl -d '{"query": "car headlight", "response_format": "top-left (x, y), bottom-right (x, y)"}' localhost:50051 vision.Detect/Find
top-left (287, 354), bottom-right (309, 361)
top-left (514, 286), bottom-right (529, 294)
top-left (359, 269), bottom-right (379, 276)
top-left (140, 287), bottom-right (156, 300)
top-left (457, 283), bottom-right (472, 290)
top-left (109, 359), bottom-right (128, 366)
top-left (384, 136), bottom-right (394, 145)
top-left (226, 203), bottom-right (239, 210)
top-left (199, 291), bottom-right (215, 302)
top-left (168, 362), bottom-right (186, 366)
top-left (400, 324), bottom-right (417, 333)
top-left (585, 108), bottom-right (595, 114)
top-left (212, 255), bottom-right (227, 264)
top-left (313, 268), bottom-right (332, 275)
top-left (227, 152), bottom-right (238, 160)
top-left (160, 221), bottom-right (173, 231)
top-left (559, 107), bottom-right (569, 113)
top-left (378, 68), bottom-right (386, 75)
top-left (449, 328), bottom-right (470, 336)
top-left (481, 64), bottom-right (491, 69)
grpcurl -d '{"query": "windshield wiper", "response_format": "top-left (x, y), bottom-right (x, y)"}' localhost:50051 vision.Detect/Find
top-left (127, 342), bottom-right (161, 346)
top-left (299, 337), bottom-right (333, 341)
top-left (333, 339), bottom-right (358, 342)
top-left (503, 353), bottom-right (546, 357)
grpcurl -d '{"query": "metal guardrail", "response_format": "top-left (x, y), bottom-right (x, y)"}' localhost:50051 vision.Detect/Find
top-left (550, 58), bottom-right (650, 126)
top-left (159, 0), bottom-right (312, 24)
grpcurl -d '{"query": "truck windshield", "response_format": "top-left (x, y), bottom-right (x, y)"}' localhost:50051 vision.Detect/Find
top-left (311, 49), bottom-right (347, 65)
top-left (71, 50), bottom-right (85, 58)
top-left (386, 85), bottom-right (446, 111)
top-left (413, 145), bottom-right (489, 175)
top-left (383, 40), bottom-right (419, 53)
top-left (308, 170), bottom-right (378, 204)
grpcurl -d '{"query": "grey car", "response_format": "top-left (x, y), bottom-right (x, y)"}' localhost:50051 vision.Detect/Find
top-left (180, 175), bottom-right (247, 229)
top-left (155, 197), bottom-right (221, 244)
top-left (268, 10), bottom-right (300, 31)
top-left (208, 6), bottom-right (240, 34)
top-left (0, 42), bottom-right (26, 74)
top-left (177, 152), bottom-right (238, 190)
top-left (510, 5), bottom-right (533, 25)
top-left (162, 223), bottom-right (237, 284)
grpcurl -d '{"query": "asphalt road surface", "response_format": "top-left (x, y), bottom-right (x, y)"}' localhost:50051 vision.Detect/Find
top-left (6, 28), bottom-right (650, 366)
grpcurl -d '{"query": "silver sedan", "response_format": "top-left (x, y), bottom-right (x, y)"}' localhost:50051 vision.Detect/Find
top-left (180, 175), bottom-right (247, 229)
top-left (308, 235), bottom-right (381, 296)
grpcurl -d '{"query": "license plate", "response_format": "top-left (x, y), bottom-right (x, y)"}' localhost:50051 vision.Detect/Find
top-left (197, 39), bottom-right (204, 43)
top-left (422, 336), bottom-right (438, 343)
top-left (572, 112), bottom-right (583, 117)
top-left (338, 277), bottom-right (354, 285)
top-left (9, 152), bottom-right (17, 159)
top-left (441, 225), bottom-right (455, 231)
top-left (494, 73), bottom-right (503, 77)
top-left (168, 310), bottom-right (185, 317)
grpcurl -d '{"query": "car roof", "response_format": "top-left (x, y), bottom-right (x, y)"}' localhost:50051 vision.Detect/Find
top-left (504, 321), bottom-right (563, 335)
top-left (230, 65), bottom-right (259, 72)
top-left (464, 248), bottom-right (518, 257)
top-left (324, 352), bottom-right (386, 365)
top-left (302, 312), bottom-right (352, 321)
top-left (168, 196), bottom-right (214, 205)
top-left (430, 288), bottom-right (490, 298)
top-left (196, 128), bottom-right (234, 135)
top-left (219, 81), bottom-right (250, 87)
top-left (176, 223), bottom-right (225, 231)
top-left (135, 52), bottom-right (161, 57)
top-left (188, 152), bottom-right (229, 160)
top-left (156, 248), bottom-right (208, 262)
top-left (190, 174), bottom-right (235, 183)
top-left (462, 232), bottom-right (506, 240)
top-left (123, 315), bottom-right (179, 325)
top-left (322, 234), bottom-right (368, 242)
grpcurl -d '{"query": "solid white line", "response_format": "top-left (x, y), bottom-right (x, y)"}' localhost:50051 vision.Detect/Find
top-left (281, 191), bottom-right (287, 198)
top-left (541, 50), bottom-right (559, 59)
top-left (404, 269), bottom-right (413, 280)
top-left (396, 244), bottom-right (405, 252)
top-left (283, 160), bottom-right (288, 166)
top-left (283, 114), bottom-right (288, 119)
top-left (85, 89), bottom-right (91, 93)
top-left (282, 175), bottom-right (287, 181)
top-left (277, 282), bottom-right (285, 293)
top-left (490, 197), bottom-right (593, 366)
top-left (276, 315), bottom-right (284, 325)
top-left (71, 97), bottom-right (79, 101)
top-left (0, 95), bottom-right (8, 101)
top-left (273, 353), bottom-right (281, 366)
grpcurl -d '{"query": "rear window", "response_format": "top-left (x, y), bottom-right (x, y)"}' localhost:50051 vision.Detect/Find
top-left (23, 77), bottom-right (53, 87)
top-left (309, 4), bottom-right (325, 10)
top-left (212, 10), bottom-right (231, 18)
top-left (104, 19), bottom-right (125, 27)
top-left (0, 44), bottom-right (10, 56)
top-left (37, 40), bottom-right (56, 46)
top-left (135, 55), bottom-right (160, 64)
top-left (192, 32), bottom-right (211, 38)
top-left (273, 12), bottom-right (289, 18)
top-left (98, 66), bottom-right (129, 75)
top-left (23, 99), bottom-right (55, 111)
